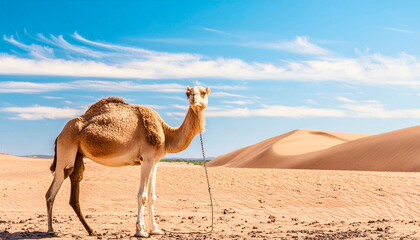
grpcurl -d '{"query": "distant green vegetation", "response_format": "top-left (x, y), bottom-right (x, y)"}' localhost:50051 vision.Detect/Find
top-left (160, 159), bottom-right (210, 166)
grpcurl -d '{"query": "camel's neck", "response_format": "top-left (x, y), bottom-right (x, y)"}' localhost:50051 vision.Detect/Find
top-left (163, 107), bottom-right (205, 153)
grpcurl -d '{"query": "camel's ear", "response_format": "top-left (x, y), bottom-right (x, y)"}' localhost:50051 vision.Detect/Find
top-left (206, 87), bottom-right (211, 95)
top-left (186, 86), bottom-right (191, 97)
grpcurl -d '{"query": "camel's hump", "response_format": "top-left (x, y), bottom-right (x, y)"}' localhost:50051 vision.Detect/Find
top-left (80, 97), bottom-right (165, 146)
top-left (83, 97), bottom-right (128, 120)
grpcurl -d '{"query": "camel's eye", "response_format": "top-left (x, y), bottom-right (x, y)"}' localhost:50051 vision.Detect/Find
top-left (200, 92), bottom-right (206, 98)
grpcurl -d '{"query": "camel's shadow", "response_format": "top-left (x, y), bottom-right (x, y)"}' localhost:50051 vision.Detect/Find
top-left (0, 231), bottom-right (58, 240)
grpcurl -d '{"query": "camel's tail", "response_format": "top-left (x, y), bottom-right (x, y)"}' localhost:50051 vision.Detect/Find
top-left (50, 138), bottom-right (57, 173)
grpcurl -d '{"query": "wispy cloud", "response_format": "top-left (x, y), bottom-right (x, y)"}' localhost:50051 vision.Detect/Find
top-left (343, 102), bottom-right (420, 118)
top-left (73, 32), bottom-right (157, 55)
top-left (193, 80), bottom-right (247, 90)
top-left (1, 106), bottom-right (83, 120)
top-left (143, 104), bottom-right (167, 109)
top-left (207, 85), bottom-right (247, 90)
top-left (382, 27), bottom-right (416, 34)
top-left (1, 33), bottom-right (420, 88)
top-left (131, 38), bottom-right (196, 45)
top-left (43, 96), bottom-right (65, 100)
top-left (72, 80), bottom-right (184, 92)
top-left (336, 96), bottom-right (355, 103)
top-left (245, 36), bottom-right (329, 55)
top-left (6, 99), bottom-right (420, 120)
top-left (205, 105), bottom-right (346, 118)
top-left (211, 92), bottom-right (247, 98)
top-left (339, 98), bottom-right (420, 119)
top-left (173, 104), bottom-right (189, 110)
top-left (222, 100), bottom-right (255, 105)
top-left (39, 33), bottom-right (106, 58)
top-left (3, 35), bottom-right (54, 59)
top-left (306, 99), bottom-right (317, 105)
top-left (166, 98), bottom-right (420, 119)
top-left (0, 81), bottom-right (70, 93)
top-left (0, 80), bottom-right (185, 93)
top-left (200, 27), bottom-right (230, 36)
top-left (160, 96), bottom-right (186, 101)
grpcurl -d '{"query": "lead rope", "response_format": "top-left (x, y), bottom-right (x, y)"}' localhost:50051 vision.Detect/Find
top-left (166, 109), bottom-right (214, 235)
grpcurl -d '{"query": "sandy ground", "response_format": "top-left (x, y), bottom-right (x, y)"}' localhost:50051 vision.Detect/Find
top-left (1, 154), bottom-right (419, 239)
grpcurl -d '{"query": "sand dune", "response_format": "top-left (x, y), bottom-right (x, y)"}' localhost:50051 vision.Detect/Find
top-left (209, 126), bottom-right (420, 172)
top-left (0, 154), bottom-right (419, 239)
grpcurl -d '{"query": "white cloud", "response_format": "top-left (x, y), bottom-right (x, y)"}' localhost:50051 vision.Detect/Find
top-left (207, 105), bottom-right (346, 118)
top-left (211, 92), bottom-right (247, 98)
top-left (0, 81), bottom-right (70, 93)
top-left (0, 80), bottom-right (185, 93)
top-left (336, 96), bottom-right (355, 103)
top-left (169, 105), bottom-right (345, 118)
top-left (167, 99), bottom-right (420, 119)
top-left (0, 55), bottom-right (153, 78)
top-left (382, 27), bottom-right (416, 34)
top-left (200, 27), bottom-right (229, 35)
top-left (43, 96), bottom-right (65, 100)
top-left (160, 96), bottom-right (186, 101)
top-left (343, 103), bottom-right (420, 118)
top-left (40, 34), bottom-right (106, 58)
top-left (132, 38), bottom-right (195, 45)
top-left (173, 104), bottom-right (189, 110)
top-left (248, 36), bottom-right (329, 55)
top-left (222, 100), bottom-right (254, 105)
top-left (71, 80), bottom-right (184, 92)
top-left (3, 35), bottom-right (54, 59)
top-left (1, 106), bottom-right (83, 120)
top-left (193, 80), bottom-right (247, 90)
top-left (143, 104), bottom-right (167, 109)
top-left (6, 100), bottom-right (420, 120)
top-left (306, 99), bottom-right (317, 105)
top-left (210, 85), bottom-right (248, 90)
top-left (73, 32), bottom-right (151, 55)
top-left (361, 99), bottom-right (380, 104)
top-left (1, 33), bottom-right (420, 88)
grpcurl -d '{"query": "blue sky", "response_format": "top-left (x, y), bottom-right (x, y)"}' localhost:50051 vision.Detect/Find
top-left (1, 0), bottom-right (420, 158)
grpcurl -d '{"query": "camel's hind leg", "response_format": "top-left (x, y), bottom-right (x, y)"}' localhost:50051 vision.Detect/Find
top-left (46, 122), bottom-right (81, 234)
top-left (46, 170), bottom-right (67, 234)
top-left (45, 154), bottom-right (77, 234)
top-left (69, 153), bottom-right (96, 236)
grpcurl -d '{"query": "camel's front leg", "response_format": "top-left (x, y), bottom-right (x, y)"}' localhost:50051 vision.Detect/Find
top-left (147, 163), bottom-right (164, 235)
top-left (136, 160), bottom-right (153, 238)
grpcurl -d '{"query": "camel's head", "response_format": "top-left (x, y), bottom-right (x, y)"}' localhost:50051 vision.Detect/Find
top-left (186, 86), bottom-right (210, 112)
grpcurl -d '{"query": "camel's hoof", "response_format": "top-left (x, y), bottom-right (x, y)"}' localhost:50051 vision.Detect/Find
top-left (47, 230), bottom-right (57, 236)
top-left (135, 230), bottom-right (150, 238)
top-left (88, 231), bottom-right (97, 236)
top-left (150, 229), bottom-right (165, 235)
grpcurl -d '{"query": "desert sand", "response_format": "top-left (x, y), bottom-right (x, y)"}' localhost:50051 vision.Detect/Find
top-left (209, 126), bottom-right (420, 172)
top-left (1, 153), bottom-right (419, 239)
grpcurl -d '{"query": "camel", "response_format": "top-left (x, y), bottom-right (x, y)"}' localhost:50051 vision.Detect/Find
top-left (45, 86), bottom-right (210, 237)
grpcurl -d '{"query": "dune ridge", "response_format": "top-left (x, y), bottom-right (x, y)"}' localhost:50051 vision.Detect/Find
top-left (209, 126), bottom-right (420, 172)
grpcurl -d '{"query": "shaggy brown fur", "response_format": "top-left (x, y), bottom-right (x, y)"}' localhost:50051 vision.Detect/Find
top-left (81, 97), bottom-right (164, 149)
top-left (136, 106), bottom-right (165, 146)
top-left (50, 97), bottom-right (167, 172)
top-left (83, 97), bottom-right (126, 121)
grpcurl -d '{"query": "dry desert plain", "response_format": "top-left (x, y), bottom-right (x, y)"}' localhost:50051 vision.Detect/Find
top-left (1, 126), bottom-right (420, 239)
